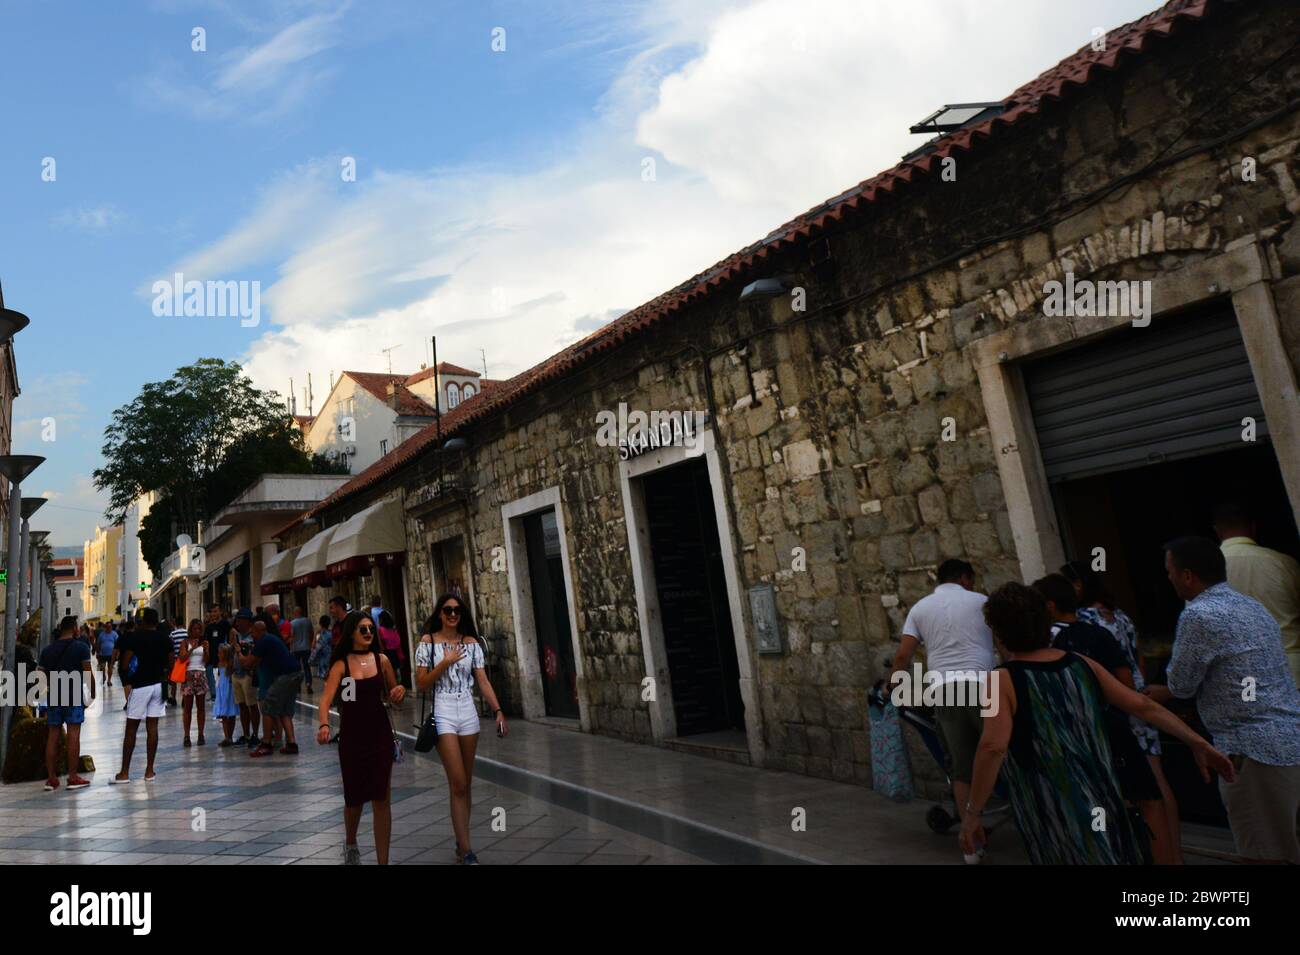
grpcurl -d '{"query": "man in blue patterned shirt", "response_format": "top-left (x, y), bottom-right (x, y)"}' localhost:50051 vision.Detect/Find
top-left (1148, 536), bottom-right (1300, 863)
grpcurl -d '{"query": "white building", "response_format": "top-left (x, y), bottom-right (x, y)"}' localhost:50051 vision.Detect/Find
top-left (48, 557), bottom-right (83, 623)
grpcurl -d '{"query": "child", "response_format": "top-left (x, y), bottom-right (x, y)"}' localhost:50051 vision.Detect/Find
top-left (309, 616), bottom-right (334, 682)
top-left (213, 643), bottom-right (239, 746)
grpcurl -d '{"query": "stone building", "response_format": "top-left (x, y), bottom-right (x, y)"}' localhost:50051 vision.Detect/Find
top-left (275, 0), bottom-right (1300, 798)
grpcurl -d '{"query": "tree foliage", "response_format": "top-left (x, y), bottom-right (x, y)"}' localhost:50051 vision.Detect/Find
top-left (95, 359), bottom-right (340, 577)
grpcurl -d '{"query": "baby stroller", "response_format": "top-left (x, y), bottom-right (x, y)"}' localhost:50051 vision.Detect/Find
top-left (868, 681), bottom-right (1013, 837)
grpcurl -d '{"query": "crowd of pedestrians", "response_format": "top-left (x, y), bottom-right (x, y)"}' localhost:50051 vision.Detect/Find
top-left (892, 500), bottom-right (1300, 866)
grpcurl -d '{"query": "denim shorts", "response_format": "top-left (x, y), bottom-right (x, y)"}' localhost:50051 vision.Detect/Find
top-left (43, 705), bottom-right (86, 726)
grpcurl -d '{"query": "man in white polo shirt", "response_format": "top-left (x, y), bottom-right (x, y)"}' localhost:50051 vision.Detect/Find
top-left (890, 559), bottom-right (996, 819)
top-left (1214, 499), bottom-right (1300, 689)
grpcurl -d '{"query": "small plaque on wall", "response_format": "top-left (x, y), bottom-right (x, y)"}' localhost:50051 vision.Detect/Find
top-left (748, 583), bottom-right (783, 654)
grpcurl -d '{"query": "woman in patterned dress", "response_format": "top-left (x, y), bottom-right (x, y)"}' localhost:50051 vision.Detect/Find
top-left (1062, 560), bottom-right (1183, 864)
top-left (960, 583), bottom-right (1233, 864)
top-left (415, 594), bottom-right (507, 865)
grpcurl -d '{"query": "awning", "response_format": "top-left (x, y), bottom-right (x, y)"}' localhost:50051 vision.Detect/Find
top-left (151, 573), bottom-right (181, 601)
top-left (293, 524), bottom-right (339, 588)
top-left (326, 497), bottom-right (406, 579)
top-left (260, 545), bottom-right (301, 596)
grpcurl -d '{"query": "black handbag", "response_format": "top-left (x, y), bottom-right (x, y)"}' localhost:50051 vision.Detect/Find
top-left (415, 708), bottom-right (438, 753)
top-left (414, 639), bottom-right (439, 752)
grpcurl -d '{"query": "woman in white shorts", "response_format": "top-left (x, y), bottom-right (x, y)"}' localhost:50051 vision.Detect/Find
top-left (415, 594), bottom-right (507, 865)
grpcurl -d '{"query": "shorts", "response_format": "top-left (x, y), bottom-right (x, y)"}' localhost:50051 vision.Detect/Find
top-left (1219, 756), bottom-right (1300, 864)
top-left (182, 670), bottom-right (207, 698)
top-left (261, 672), bottom-right (303, 718)
top-left (433, 693), bottom-right (480, 736)
top-left (124, 683), bottom-right (166, 720)
top-left (42, 705), bottom-right (85, 726)
top-left (933, 690), bottom-right (985, 784)
top-left (232, 674), bottom-right (257, 707)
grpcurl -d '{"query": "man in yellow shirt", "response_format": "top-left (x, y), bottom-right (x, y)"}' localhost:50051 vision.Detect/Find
top-left (1214, 500), bottom-right (1300, 688)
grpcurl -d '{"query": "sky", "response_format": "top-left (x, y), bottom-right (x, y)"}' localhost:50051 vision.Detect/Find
top-left (1, 0), bottom-right (1162, 550)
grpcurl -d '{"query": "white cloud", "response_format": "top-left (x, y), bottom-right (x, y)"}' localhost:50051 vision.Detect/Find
top-left (137, 1), bottom-right (348, 123)
top-left (160, 0), bottom-right (1161, 400)
top-left (55, 205), bottom-right (126, 232)
top-left (635, 0), bottom-right (1162, 210)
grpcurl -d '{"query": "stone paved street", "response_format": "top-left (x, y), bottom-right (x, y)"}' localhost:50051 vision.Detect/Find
top-left (0, 677), bottom-right (707, 865)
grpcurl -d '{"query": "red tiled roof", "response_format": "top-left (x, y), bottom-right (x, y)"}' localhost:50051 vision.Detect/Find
top-left (278, 0), bottom-right (1218, 534)
top-left (405, 362), bottom-right (481, 386)
top-left (344, 371), bottom-right (437, 417)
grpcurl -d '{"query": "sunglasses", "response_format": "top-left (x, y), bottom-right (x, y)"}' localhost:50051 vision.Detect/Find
top-left (441, 606), bottom-right (461, 617)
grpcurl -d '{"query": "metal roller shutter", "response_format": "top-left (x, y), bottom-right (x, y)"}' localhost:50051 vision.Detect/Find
top-left (1024, 310), bottom-right (1267, 483)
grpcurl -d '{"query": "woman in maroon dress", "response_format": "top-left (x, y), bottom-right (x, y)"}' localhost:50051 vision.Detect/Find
top-left (316, 611), bottom-right (405, 864)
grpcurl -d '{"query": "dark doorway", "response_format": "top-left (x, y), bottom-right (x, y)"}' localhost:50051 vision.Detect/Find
top-left (1052, 441), bottom-right (1297, 825)
top-left (641, 457), bottom-right (744, 737)
top-left (522, 509), bottom-right (579, 718)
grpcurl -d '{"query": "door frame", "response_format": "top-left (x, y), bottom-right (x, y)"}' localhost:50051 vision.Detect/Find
top-left (619, 427), bottom-right (765, 764)
top-left (501, 486), bottom-right (589, 730)
top-left (971, 240), bottom-right (1300, 582)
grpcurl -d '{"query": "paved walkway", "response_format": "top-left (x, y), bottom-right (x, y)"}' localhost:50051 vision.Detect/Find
top-left (1, 676), bottom-right (1235, 865)
top-left (0, 677), bottom-right (705, 865)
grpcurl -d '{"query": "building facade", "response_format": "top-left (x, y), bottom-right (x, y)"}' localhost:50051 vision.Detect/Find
top-left (49, 557), bottom-right (83, 623)
top-left (82, 524), bottom-right (123, 623)
top-left (301, 371), bottom-right (437, 474)
top-left (276, 1), bottom-right (1300, 801)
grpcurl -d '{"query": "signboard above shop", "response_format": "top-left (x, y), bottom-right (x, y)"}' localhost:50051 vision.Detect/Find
top-left (610, 409), bottom-right (710, 461)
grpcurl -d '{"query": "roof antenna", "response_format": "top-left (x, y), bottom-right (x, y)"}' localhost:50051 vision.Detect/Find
top-left (380, 344), bottom-right (401, 374)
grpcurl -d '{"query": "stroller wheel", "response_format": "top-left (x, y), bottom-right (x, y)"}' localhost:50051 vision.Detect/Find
top-left (926, 804), bottom-right (956, 834)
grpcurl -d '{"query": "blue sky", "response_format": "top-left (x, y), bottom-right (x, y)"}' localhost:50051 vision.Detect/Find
top-left (0, 0), bottom-right (1159, 548)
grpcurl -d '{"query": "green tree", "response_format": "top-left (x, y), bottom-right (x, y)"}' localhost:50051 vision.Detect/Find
top-left (95, 359), bottom-right (344, 577)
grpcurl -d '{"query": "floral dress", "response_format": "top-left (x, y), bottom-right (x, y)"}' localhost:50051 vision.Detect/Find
top-left (1078, 605), bottom-right (1160, 756)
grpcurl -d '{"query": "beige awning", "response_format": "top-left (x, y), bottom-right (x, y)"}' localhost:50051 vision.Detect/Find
top-left (292, 525), bottom-right (339, 587)
top-left (326, 497), bottom-right (406, 577)
top-left (260, 545), bottom-right (301, 589)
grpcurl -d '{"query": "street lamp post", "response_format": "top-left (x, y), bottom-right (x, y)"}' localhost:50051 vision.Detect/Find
top-left (19, 497), bottom-right (45, 628)
top-left (0, 454), bottom-right (45, 775)
top-left (30, 529), bottom-right (49, 647)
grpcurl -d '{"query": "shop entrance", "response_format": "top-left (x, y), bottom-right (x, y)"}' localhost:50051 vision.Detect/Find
top-left (640, 456), bottom-right (745, 738)
top-left (1024, 308), bottom-right (1299, 824)
top-left (522, 509), bottom-right (579, 718)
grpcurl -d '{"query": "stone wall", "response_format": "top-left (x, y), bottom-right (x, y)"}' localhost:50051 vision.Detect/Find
top-left (384, 0), bottom-right (1300, 789)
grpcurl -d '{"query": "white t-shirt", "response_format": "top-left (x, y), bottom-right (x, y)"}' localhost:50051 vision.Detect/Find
top-left (901, 583), bottom-right (995, 684)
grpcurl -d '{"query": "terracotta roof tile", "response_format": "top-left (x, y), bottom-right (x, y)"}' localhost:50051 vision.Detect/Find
top-left (281, 0), bottom-right (1219, 531)
top-left (343, 371), bottom-right (437, 417)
